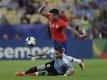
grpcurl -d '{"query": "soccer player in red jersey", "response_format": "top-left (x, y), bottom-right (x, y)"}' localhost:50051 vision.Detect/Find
top-left (38, 1), bottom-right (85, 71)
top-left (38, 1), bottom-right (86, 52)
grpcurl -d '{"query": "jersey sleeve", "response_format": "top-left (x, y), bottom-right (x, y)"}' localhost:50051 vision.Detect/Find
top-left (65, 54), bottom-right (73, 62)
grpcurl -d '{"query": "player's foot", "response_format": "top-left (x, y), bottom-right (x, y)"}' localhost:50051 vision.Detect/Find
top-left (16, 72), bottom-right (25, 76)
top-left (79, 60), bottom-right (84, 71)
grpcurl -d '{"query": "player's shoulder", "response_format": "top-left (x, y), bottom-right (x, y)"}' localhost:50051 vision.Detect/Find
top-left (62, 55), bottom-right (71, 64)
top-left (47, 48), bottom-right (55, 55)
top-left (63, 54), bottom-right (72, 60)
top-left (59, 19), bottom-right (65, 23)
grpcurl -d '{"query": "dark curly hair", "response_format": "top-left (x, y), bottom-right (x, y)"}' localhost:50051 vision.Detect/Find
top-left (49, 8), bottom-right (59, 15)
top-left (54, 46), bottom-right (64, 53)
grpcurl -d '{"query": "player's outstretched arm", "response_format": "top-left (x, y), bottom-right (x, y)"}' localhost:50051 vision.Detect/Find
top-left (28, 48), bottom-right (54, 57)
top-left (67, 26), bottom-right (88, 38)
top-left (28, 52), bottom-right (48, 57)
top-left (38, 1), bottom-right (49, 17)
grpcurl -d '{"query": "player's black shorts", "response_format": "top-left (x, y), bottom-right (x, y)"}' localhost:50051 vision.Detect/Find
top-left (45, 60), bottom-right (64, 76)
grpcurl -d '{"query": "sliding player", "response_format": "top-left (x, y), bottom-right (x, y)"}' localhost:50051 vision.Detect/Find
top-left (16, 46), bottom-right (74, 76)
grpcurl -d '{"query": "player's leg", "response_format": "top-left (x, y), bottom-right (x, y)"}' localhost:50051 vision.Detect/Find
top-left (25, 64), bottom-right (46, 74)
top-left (29, 72), bottom-right (48, 76)
top-left (25, 60), bottom-right (60, 76)
top-left (16, 64), bottom-right (46, 76)
top-left (45, 60), bottom-right (60, 76)
top-left (38, 72), bottom-right (48, 76)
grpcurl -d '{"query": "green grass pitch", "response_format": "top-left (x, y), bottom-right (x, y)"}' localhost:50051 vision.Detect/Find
top-left (0, 59), bottom-right (107, 80)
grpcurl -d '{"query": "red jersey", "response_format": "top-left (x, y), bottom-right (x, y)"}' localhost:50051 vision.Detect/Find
top-left (43, 13), bottom-right (68, 42)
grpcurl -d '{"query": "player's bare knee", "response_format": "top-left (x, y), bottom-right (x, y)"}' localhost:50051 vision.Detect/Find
top-left (69, 69), bottom-right (75, 76)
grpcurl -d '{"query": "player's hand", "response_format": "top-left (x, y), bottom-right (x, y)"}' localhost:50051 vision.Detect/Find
top-left (42, 0), bottom-right (48, 6)
top-left (80, 34), bottom-right (88, 39)
top-left (28, 51), bottom-right (38, 57)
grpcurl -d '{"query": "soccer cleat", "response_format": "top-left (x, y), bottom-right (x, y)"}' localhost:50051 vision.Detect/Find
top-left (79, 60), bottom-right (85, 71)
top-left (16, 72), bottom-right (25, 76)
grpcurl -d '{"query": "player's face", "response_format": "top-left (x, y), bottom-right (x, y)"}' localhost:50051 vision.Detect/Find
top-left (54, 50), bottom-right (63, 59)
top-left (50, 14), bottom-right (58, 21)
